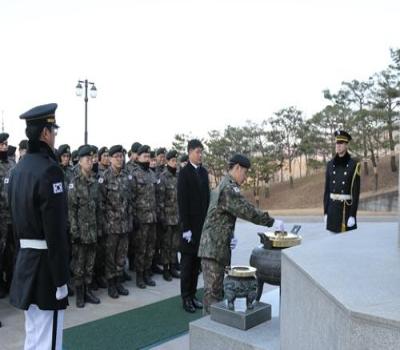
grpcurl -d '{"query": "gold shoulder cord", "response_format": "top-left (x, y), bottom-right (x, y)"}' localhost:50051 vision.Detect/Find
top-left (341, 162), bottom-right (361, 232)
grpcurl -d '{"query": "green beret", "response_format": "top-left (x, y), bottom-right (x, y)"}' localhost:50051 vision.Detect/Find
top-left (57, 144), bottom-right (71, 156)
top-left (91, 145), bottom-right (98, 154)
top-left (19, 139), bottom-right (28, 150)
top-left (156, 147), bottom-right (166, 156)
top-left (0, 133), bottom-right (9, 143)
top-left (138, 145), bottom-right (151, 155)
top-left (131, 142), bottom-right (142, 153)
top-left (71, 150), bottom-right (79, 161)
top-left (150, 151), bottom-right (156, 158)
top-left (98, 146), bottom-right (109, 158)
top-left (166, 150), bottom-right (178, 160)
top-left (229, 154), bottom-right (251, 169)
top-left (109, 145), bottom-right (124, 156)
top-left (179, 154), bottom-right (188, 162)
top-left (78, 145), bottom-right (94, 158)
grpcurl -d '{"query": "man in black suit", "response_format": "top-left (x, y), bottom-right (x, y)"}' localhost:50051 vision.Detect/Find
top-left (178, 139), bottom-right (210, 313)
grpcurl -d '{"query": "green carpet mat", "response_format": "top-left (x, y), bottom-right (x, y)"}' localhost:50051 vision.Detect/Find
top-left (63, 290), bottom-right (204, 350)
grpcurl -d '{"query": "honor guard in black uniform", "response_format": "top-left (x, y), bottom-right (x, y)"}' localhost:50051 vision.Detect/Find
top-left (323, 130), bottom-right (361, 233)
top-left (8, 103), bottom-right (69, 350)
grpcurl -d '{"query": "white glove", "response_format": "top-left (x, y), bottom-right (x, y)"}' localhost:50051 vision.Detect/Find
top-left (182, 230), bottom-right (192, 243)
top-left (230, 237), bottom-right (238, 250)
top-left (347, 216), bottom-right (356, 227)
top-left (56, 284), bottom-right (68, 300)
top-left (324, 214), bottom-right (327, 225)
top-left (273, 219), bottom-right (285, 232)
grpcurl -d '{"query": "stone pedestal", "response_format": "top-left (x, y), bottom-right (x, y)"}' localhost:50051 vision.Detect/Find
top-left (281, 230), bottom-right (400, 350)
top-left (210, 301), bottom-right (271, 330)
top-left (190, 316), bottom-right (279, 350)
top-left (190, 289), bottom-right (280, 350)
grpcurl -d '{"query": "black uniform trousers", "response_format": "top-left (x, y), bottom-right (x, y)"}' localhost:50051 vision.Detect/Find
top-left (180, 254), bottom-right (201, 299)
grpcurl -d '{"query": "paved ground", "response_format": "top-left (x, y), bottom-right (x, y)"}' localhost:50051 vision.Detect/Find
top-left (0, 216), bottom-right (397, 350)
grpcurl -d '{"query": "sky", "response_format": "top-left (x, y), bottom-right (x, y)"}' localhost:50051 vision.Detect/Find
top-left (0, 0), bottom-right (399, 152)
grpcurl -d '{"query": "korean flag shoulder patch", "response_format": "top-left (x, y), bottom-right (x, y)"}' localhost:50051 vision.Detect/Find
top-left (53, 182), bottom-right (64, 194)
top-left (128, 175), bottom-right (133, 180)
top-left (4, 178), bottom-right (9, 184)
top-left (98, 178), bottom-right (104, 184)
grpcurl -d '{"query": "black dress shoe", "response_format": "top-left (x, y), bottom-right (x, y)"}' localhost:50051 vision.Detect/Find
top-left (192, 297), bottom-right (203, 309)
top-left (183, 298), bottom-right (196, 313)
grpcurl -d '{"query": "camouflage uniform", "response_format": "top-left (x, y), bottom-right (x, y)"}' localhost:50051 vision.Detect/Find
top-left (131, 164), bottom-right (157, 275)
top-left (0, 157), bottom-right (14, 295)
top-left (153, 164), bottom-right (166, 269)
top-left (94, 163), bottom-right (109, 281)
top-left (68, 172), bottom-right (103, 287)
top-left (60, 164), bottom-right (74, 188)
top-left (99, 167), bottom-right (133, 280)
top-left (125, 159), bottom-right (138, 174)
top-left (97, 163), bottom-right (108, 177)
top-left (198, 174), bottom-right (274, 314)
top-left (157, 167), bottom-right (180, 265)
top-left (125, 159), bottom-right (138, 269)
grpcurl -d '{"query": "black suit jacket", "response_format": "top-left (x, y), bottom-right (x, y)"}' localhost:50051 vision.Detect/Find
top-left (177, 163), bottom-right (210, 255)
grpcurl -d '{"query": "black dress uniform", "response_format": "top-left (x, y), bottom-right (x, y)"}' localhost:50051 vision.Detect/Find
top-left (8, 103), bottom-right (69, 350)
top-left (323, 131), bottom-right (361, 233)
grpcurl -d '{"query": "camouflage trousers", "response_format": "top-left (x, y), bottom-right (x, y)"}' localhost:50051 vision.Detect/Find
top-left (128, 230), bottom-right (136, 270)
top-left (160, 225), bottom-right (180, 265)
top-left (201, 258), bottom-right (225, 315)
top-left (71, 243), bottom-right (96, 287)
top-left (94, 235), bottom-right (107, 279)
top-left (105, 233), bottom-right (129, 280)
top-left (134, 223), bottom-right (156, 273)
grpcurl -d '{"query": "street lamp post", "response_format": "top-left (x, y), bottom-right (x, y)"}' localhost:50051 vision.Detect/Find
top-left (75, 79), bottom-right (97, 144)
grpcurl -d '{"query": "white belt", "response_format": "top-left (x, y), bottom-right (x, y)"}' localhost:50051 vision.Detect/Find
top-left (330, 193), bottom-right (352, 201)
top-left (20, 239), bottom-right (48, 250)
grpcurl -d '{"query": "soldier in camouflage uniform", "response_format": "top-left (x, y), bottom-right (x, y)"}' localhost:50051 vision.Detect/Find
top-left (198, 154), bottom-right (285, 314)
top-left (125, 142), bottom-right (141, 174)
top-left (57, 144), bottom-right (74, 186)
top-left (157, 150), bottom-right (181, 281)
top-left (0, 133), bottom-right (14, 299)
top-left (131, 145), bottom-right (158, 288)
top-left (71, 150), bottom-right (79, 166)
top-left (92, 146), bottom-right (110, 289)
top-left (155, 148), bottom-right (166, 178)
top-left (7, 146), bottom-right (16, 166)
top-left (97, 146), bottom-right (110, 176)
top-left (151, 148), bottom-right (167, 275)
top-left (68, 145), bottom-right (103, 307)
top-left (18, 139), bottom-right (28, 161)
top-left (125, 142), bottom-right (141, 271)
top-left (99, 145), bottom-right (132, 298)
